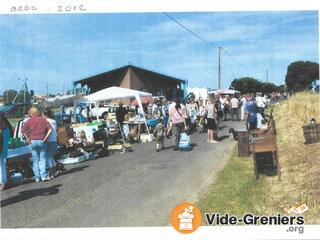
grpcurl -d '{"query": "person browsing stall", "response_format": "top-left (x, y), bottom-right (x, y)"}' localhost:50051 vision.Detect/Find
top-left (116, 101), bottom-right (128, 127)
top-left (22, 107), bottom-right (52, 182)
top-left (206, 96), bottom-right (218, 143)
top-left (244, 96), bottom-right (258, 130)
top-left (43, 108), bottom-right (58, 179)
top-left (169, 99), bottom-right (187, 151)
top-left (230, 95), bottom-right (240, 121)
top-left (153, 117), bottom-right (165, 152)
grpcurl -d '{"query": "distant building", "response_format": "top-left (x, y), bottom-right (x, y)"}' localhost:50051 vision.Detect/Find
top-left (73, 64), bottom-right (187, 100)
top-left (187, 87), bottom-right (209, 100)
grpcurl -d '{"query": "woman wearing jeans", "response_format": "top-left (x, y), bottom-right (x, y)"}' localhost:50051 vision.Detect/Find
top-left (43, 109), bottom-right (58, 178)
top-left (22, 107), bottom-right (52, 182)
top-left (169, 99), bottom-right (187, 151)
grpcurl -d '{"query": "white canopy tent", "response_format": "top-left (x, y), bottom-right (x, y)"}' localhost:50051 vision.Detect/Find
top-left (208, 89), bottom-right (240, 95)
top-left (79, 86), bottom-right (152, 103)
top-left (75, 86), bottom-right (152, 133)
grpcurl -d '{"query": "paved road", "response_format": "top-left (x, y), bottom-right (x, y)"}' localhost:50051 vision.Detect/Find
top-left (1, 120), bottom-right (244, 228)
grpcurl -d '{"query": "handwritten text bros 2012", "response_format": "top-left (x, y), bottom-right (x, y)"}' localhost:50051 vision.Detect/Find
top-left (10, 5), bottom-right (87, 13)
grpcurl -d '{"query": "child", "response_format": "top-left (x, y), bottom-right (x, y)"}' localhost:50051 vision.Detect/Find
top-left (153, 118), bottom-right (165, 152)
top-left (122, 114), bottom-right (130, 143)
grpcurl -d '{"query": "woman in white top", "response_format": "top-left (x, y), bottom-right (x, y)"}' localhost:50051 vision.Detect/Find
top-left (43, 109), bottom-right (58, 178)
top-left (206, 96), bottom-right (218, 143)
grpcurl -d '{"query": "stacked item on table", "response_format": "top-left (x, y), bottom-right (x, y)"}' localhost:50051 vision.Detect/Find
top-left (129, 115), bottom-right (144, 123)
top-left (57, 126), bottom-right (74, 145)
top-left (57, 121), bottom-right (110, 164)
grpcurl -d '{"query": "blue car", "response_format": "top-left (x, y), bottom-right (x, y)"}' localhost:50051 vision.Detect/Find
top-left (0, 103), bottom-right (25, 114)
top-left (54, 112), bottom-right (86, 126)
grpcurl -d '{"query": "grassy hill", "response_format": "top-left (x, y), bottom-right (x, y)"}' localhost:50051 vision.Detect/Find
top-left (198, 91), bottom-right (320, 224)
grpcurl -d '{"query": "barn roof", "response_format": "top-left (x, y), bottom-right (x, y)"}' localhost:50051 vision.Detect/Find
top-left (74, 64), bottom-right (186, 86)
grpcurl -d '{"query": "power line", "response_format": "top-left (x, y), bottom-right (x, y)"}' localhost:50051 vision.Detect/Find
top-left (163, 12), bottom-right (262, 78)
top-left (163, 12), bottom-right (219, 48)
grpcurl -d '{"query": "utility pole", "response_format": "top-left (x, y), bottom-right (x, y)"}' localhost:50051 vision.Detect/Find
top-left (266, 69), bottom-right (269, 82)
top-left (23, 79), bottom-right (26, 116)
top-left (12, 78), bottom-right (28, 117)
top-left (12, 78), bottom-right (22, 103)
top-left (22, 78), bottom-right (28, 117)
top-left (46, 81), bottom-right (49, 97)
top-left (218, 47), bottom-right (222, 89)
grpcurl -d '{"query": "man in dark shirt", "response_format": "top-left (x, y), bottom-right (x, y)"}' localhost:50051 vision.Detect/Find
top-left (116, 102), bottom-right (128, 126)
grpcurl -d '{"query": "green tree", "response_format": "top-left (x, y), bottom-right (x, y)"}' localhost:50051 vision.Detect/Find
top-left (285, 61), bottom-right (319, 92)
top-left (231, 77), bottom-right (259, 94)
top-left (260, 82), bottom-right (279, 93)
top-left (2, 89), bottom-right (18, 103)
top-left (276, 84), bottom-right (287, 93)
top-left (2, 89), bottom-right (31, 104)
top-left (231, 77), bottom-right (281, 94)
top-left (2, 89), bottom-right (32, 118)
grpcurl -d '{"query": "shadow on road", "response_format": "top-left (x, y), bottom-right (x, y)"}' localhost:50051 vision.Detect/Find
top-left (190, 143), bottom-right (198, 149)
top-left (162, 146), bottom-right (173, 150)
top-left (1, 184), bottom-right (62, 207)
top-left (61, 165), bottom-right (90, 176)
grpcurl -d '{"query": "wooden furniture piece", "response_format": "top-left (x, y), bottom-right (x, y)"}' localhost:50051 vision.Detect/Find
top-left (238, 130), bottom-right (250, 157)
top-left (250, 136), bottom-right (280, 180)
top-left (249, 111), bottom-right (281, 180)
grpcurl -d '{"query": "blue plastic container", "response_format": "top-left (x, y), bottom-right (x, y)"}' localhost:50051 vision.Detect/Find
top-left (10, 173), bottom-right (23, 185)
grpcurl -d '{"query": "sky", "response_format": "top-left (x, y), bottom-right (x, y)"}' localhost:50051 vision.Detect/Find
top-left (0, 11), bottom-right (318, 95)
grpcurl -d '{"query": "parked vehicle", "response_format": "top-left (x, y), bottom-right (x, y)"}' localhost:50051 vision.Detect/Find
top-left (81, 103), bottom-right (135, 119)
top-left (54, 112), bottom-right (86, 127)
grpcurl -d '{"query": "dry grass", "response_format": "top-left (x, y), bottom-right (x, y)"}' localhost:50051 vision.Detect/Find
top-left (198, 91), bottom-right (320, 224)
top-left (267, 92), bottom-right (320, 223)
top-left (286, 91), bottom-right (320, 124)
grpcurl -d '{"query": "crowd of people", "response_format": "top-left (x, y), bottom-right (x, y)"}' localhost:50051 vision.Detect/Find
top-left (0, 91), bottom-right (285, 190)
top-left (146, 92), bottom-right (279, 152)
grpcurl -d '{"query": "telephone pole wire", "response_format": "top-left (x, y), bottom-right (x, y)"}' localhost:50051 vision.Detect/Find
top-left (46, 81), bottom-right (49, 97)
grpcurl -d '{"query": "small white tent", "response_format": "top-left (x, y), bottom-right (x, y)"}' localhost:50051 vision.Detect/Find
top-left (208, 89), bottom-right (240, 95)
top-left (75, 86), bottom-right (152, 132)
